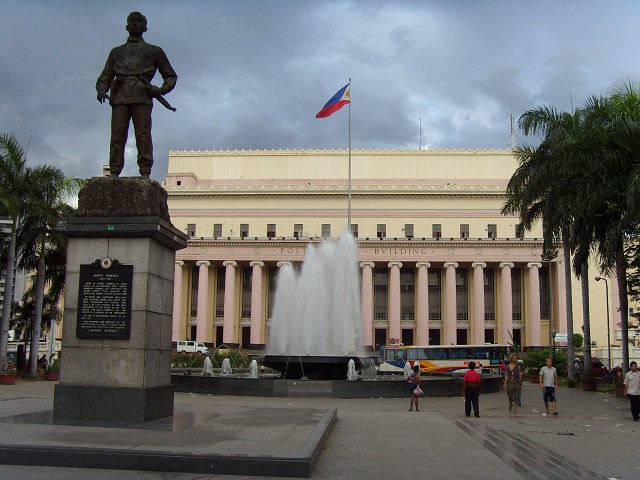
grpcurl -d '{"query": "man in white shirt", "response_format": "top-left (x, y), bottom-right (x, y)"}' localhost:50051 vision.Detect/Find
top-left (623, 361), bottom-right (640, 421)
top-left (539, 358), bottom-right (558, 416)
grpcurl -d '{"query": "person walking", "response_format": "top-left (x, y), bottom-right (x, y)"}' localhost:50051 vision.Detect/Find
top-left (505, 354), bottom-right (523, 414)
top-left (623, 361), bottom-right (640, 421)
top-left (408, 365), bottom-right (422, 412)
top-left (539, 357), bottom-right (558, 416)
top-left (463, 361), bottom-right (481, 417)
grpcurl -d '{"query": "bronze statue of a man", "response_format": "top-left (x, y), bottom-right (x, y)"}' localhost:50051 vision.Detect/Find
top-left (96, 12), bottom-right (177, 178)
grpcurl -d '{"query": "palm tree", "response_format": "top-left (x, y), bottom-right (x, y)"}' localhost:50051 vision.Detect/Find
top-left (17, 170), bottom-right (82, 376)
top-left (581, 82), bottom-right (640, 373)
top-left (0, 133), bottom-right (30, 374)
top-left (502, 107), bottom-right (584, 381)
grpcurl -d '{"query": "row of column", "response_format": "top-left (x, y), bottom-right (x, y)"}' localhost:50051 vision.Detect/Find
top-left (173, 259), bottom-right (556, 347)
top-left (360, 261), bottom-right (552, 347)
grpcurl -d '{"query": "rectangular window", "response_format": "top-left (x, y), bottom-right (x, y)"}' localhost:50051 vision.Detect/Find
top-left (432, 224), bottom-right (442, 239)
top-left (322, 224), bottom-right (331, 238)
top-left (240, 223), bottom-right (249, 238)
top-left (512, 269), bottom-right (522, 321)
top-left (187, 224), bottom-right (196, 237)
top-left (267, 224), bottom-right (276, 238)
top-left (404, 224), bottom-right (414, 239)
top-left (540, 266), bottom-right (551, 320)
top-left (190, 265), bottom-right (199, 317)
top-left (267, 267), bottom-right (278, 319)
top-left (428, 269), bottom-right (441, 321)
top-left (351, 224), bottom-right (358, 237)
top-left (213, 223), bottom-right (222, 238)
top-left (400, 269), bottom-right (415, 320)
top-left (484, 269), bottom-right (495, 321)
top-left (215, 266), bottom-right (225, 318)
top-left (487, 224), bottom-right (497, 239)
top-left (241, 267), bottom-right (252, 318)
top-left (515, 223), bottom-right (524, 238)
top-left (377, 224), bottom-right (386, 239)
top-left (373, 269), bottom-right (388, 320)
top-left (294, 223), bottom-right (303, 238)
top-left (456, 269), bottom-right (469, 321)
top-left (460, 224), bottom-right (469, 239)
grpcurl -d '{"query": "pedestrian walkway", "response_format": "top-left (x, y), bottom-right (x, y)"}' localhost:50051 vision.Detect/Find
top-left (0, 380), bottom-right (638, 479)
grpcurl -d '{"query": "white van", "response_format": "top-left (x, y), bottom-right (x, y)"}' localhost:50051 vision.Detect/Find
top-left (176, 341), bottom-right (209, 354)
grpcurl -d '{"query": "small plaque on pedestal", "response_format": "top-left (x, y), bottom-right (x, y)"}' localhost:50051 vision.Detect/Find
top-left (77, 258), bottom-right (132, 339)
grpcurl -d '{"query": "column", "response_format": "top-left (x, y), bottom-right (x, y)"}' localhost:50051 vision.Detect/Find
top-left (388, 262), bottom-right (403, 342)
top-left (444, 262), bottom-right (458, 345)
top-left (611, 270), bottom-right (621, 341)
top-left (527, 262), bottom-right (542, 346)
top-left (472, 262), bottom-right (486, 345)
top-left (249, 261), bottom-right (265, 346)
top-left (222, 260), bottom-right (237, 345)
top-left (555, 261), bottom-right (567, 338)
top-left (415, 262), bottom-right (430, 346)
top-left (172, 260), bottom-right (184, 342)
top-left (195, 260), bottom-right (210, 342)
top-left (500, 262), bottom-right (514, 345)
top-left (360, 262), bottom-right (375, 348)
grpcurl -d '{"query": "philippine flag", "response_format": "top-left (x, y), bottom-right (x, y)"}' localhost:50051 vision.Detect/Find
top-left (316, 83), bottom-right (351, 118)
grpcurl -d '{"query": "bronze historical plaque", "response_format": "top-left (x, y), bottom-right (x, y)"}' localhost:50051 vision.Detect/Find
top-left (77, 259), bottom-right (133, 339)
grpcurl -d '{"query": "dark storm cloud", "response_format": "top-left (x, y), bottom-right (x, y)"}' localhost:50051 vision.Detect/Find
top-left (2, 0), bottom-right (640, 181)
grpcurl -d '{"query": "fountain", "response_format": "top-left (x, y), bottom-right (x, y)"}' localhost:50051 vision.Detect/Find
top-left (347, 359), bottom-right (358, 381)
top-left (248, 359), bottom-right (258, 378)
top-left (172, 231), bottom-right (504, 395)
top-left (221, 358), bottom-right (232, 376)
top-left (262, 231), bottom-right (377, 380)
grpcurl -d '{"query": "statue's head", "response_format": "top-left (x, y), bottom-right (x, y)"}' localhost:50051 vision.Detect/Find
top-left (126, 12), bottom-right (148, 35)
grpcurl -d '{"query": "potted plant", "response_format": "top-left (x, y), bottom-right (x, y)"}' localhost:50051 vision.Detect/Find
top-left (44, 359), bottom-right (60, 381)
top-left (0, 359), bottom-right (17, 385)
top-left (612, 367), bottom-right (626, 397)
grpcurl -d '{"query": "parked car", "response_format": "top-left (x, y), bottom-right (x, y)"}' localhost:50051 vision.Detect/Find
top-left (176, 341), bottom-right (209, 354)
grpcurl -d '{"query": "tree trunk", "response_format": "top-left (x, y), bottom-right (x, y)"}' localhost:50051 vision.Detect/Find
top-left (563, 234), bottom-right (575, 380)
top-left (0, 216), bottom-right (17, 373)
top-left (616, 250), bottom-right (630, 373)
top-left (28, 256), bottom-right (45, 377)
top-left (581, 260), bottom-right (593, 382)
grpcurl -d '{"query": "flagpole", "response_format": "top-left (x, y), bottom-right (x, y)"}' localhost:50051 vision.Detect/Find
top-left (348, 78), bottom-right (352, 233)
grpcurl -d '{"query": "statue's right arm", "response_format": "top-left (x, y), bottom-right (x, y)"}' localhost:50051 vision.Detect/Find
top-left (96, 53), bottom-right (115, 104)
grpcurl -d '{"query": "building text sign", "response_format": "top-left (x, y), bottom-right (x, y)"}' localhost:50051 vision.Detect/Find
top-left (76, 258), bottom-right (133, 339)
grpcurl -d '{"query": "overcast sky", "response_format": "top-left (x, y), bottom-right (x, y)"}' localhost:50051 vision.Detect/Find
top-left (2, 0), bottom-right (640, 181)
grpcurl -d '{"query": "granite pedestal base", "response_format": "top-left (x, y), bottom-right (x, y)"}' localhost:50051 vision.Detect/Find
top-left (54, 177), bottom-right (187, 424)
top-left (53, 384), bottom-right (174, 423)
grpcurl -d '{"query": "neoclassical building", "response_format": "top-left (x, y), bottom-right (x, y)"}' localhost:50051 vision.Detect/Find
top-left (164, 148), bottom-right (620, 351)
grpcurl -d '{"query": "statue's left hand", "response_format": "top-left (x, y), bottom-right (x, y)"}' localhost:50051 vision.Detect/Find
top-left (147, 85), bottom-right (162, 97)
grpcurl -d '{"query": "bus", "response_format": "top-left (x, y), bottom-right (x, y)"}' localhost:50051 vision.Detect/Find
top-left (379, 344), bottom-right (511, 375)
top-left (6, 341), bottom-right (61, 365)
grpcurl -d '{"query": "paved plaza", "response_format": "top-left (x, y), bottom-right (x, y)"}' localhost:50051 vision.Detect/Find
top-left (0, 379), bottom-right (638, 479)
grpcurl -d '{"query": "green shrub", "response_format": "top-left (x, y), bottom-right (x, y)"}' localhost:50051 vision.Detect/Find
top-left (171, 352), bottom-right (204, 368)
top-left (47, 359), bottom-right (60, 373)
top-left (170, 349), bottom-right (249, 369)
top-left (212, 348), bottom-right (248, 368)
top-left (523, 349), bottom-right (568, 376)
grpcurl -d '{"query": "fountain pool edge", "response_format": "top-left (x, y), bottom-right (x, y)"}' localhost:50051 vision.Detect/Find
top-left (171, 375), bottom-right (503, 398)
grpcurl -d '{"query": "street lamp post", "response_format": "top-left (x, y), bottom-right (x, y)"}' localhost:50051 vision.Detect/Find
top-left (595, 276), bottom-right (611, 369)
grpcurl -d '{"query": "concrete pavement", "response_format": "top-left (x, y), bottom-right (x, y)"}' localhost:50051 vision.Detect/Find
top-left (0, 378), bottom-right (638, 479)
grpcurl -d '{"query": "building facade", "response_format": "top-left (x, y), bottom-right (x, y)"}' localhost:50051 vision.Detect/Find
top-left (164, 149), bottom-right (621, 352)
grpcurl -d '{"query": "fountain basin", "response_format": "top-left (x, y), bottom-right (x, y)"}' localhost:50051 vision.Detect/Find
top-left (171, 374), bottom-right (504, 398)
top-left (261, 355), bottom-right (376, 380)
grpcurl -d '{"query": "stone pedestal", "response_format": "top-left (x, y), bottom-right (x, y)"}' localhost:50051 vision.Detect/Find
top-left (53, 177), bottom-right (186, 423)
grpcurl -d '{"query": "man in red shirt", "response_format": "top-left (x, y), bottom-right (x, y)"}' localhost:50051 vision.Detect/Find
top-left (463, 361), bottom-right (482, 417)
